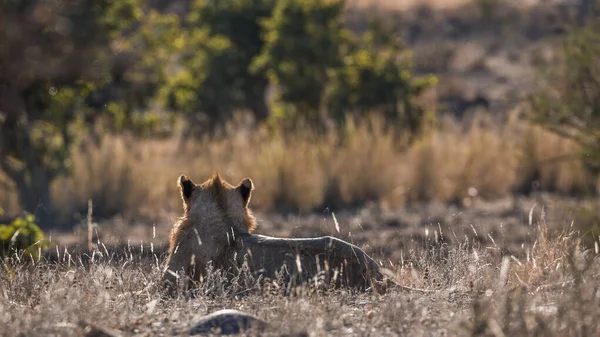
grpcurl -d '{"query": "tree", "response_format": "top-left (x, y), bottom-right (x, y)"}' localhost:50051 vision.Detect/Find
top-left (529, 18), bottom-right (600, 175)
top-left (326, 19), bottom-right (437, 135)
top-left (87, 9), bottom-right (181, 138)
top-left (250, 0), bottom-right (348, 128)
top-left (160, 0), bottom-right (275, 137)
top-left (160, 28), bottom-right (241, 137)
top-left (189, 0), bottom-right (275, 123)
top-left (0, 0), bottom-right (175, 225)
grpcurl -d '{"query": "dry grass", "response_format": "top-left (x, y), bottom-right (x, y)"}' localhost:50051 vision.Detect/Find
top-left (0, 113), bottom-right (592, 224)
top-left (0, 210), bottom-right (598, 336)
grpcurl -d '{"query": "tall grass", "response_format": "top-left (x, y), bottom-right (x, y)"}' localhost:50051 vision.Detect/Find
top-left (0, 197), bottom-right (598, 336)
top-left (0, 113), bottom-right (592, 223)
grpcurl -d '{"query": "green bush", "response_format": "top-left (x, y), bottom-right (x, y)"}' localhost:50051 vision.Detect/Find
top-left (0, 0), bottom-right (177, 225)
top-left (160, 0), bottom-right (275, 137)
top-left (0, 211), bottom-right (48, 260)
top-left (326, 19), bottom-right (437, 135)
top-left (250, 0), bottom-right (348, 127)
top-left (251, 1), bottom-right (433, 133)
top-left (160, 28), bottom-right (241, 135)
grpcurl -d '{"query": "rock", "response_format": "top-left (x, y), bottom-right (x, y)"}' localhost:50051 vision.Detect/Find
top-left (189, 309), bottom-right (270, 335)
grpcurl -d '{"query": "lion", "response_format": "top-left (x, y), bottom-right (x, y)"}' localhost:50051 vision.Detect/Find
top-left (162, 173), bottom-right (387, 295)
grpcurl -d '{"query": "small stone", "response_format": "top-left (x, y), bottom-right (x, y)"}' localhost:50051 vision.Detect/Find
top-left (189, 309), bottom-right (269, 335)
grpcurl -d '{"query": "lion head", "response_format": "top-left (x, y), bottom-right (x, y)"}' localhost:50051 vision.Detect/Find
top-left (162, 173), bottom-right (256, 292)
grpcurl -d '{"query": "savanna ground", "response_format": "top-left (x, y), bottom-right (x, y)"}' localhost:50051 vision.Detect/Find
top-left (2, 205), bottom-right (599, 336)
top-left (3, 0), bottom-right (600, 336)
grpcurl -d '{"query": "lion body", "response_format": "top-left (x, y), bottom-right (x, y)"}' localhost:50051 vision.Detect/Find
top-left (162, 174), bottom-right (385, 295)
top-left (227, 234), bottom-right (384, 291)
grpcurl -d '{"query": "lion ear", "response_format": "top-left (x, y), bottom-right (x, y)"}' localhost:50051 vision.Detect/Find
top-left (237, 178), bottom-right (254, 206)
top-left (178, 175), bottom-right (195, 201)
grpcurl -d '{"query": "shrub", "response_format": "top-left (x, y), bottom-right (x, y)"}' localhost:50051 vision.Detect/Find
top-left (252, 2), bottom-right (434, 133)
top-left (160, 0), bottom-right (275, 137)
top-left (0, 211), bottom-right (48, 260)
top-left (326, 19), bottom-right (437, 135)
top-left (250, 0), bottom-right (348, 128)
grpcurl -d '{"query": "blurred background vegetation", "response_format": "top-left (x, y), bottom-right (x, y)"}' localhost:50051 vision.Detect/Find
top-left (1, 0), bottom-right (599, 240)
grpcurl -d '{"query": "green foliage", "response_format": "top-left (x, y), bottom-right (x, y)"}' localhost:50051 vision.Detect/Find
top-left (0, 0), bottom-right (435, 221)
top-left (161, 0), bottom-right (275, 135)
top-left (0, 1), bottom-right (177, 222)
top-left (326, 20), bottom-right (437, 134)
top-left (160, 28), bottom-right (240, 133)
top-left (0, 212), bottom-right (48, 259)
top-left (251, 2), bottom-right (432, 132)
top-left (90, 9), bottom-right (181, 136)
top-left (530, 18), bottom-right (600, 174)
top-left (251, 0), bottom-right (349, 126)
